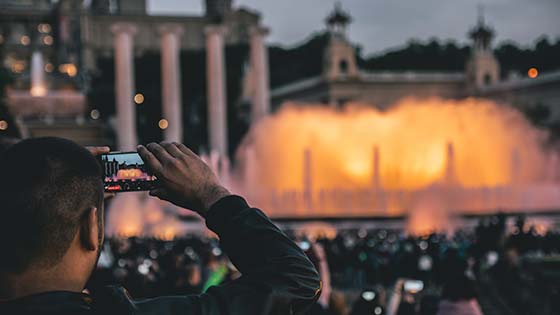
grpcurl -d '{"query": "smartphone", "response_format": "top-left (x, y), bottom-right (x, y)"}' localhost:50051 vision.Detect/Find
top-left (100, 151), bottom-right (158, 192)
top-left (403, 280), bottom-right (424, 294)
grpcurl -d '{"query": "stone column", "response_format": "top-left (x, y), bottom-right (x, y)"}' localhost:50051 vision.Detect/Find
top-left (159, 23), bottom-right (184, 143)
top-left (111, 23), bottom-right (137, 151)
top-left (205, 25), bottom-right (228, 157)
top-left (249, 26), bottom-right (270, 123)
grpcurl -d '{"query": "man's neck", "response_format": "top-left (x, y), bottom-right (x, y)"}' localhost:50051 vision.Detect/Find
top-left (0, 264), bottom-right (84, 300)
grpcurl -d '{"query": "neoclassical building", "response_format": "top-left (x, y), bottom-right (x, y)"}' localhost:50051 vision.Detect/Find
top-left (0, 0), bottom-right (270, 157)
top-left (271, 5), bottom-right (560, 120)
top-left (1, 0), bottom-right (559, 154)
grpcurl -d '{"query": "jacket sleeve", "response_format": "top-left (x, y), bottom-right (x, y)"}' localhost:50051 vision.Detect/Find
top-left (134, 195), bottom-right (321, 315)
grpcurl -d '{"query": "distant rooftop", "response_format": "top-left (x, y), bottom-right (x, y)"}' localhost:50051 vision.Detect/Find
top-left (480, 69), bottom-right (560, 93)
top-left (360, 71), bottom-right (465, 83)
top-left (271, 76), bottom-right (323, 98)
top-left (271, 71), bottom-right (466, 98)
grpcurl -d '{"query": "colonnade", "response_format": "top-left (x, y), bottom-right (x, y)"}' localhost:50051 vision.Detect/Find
top-left (110, 22), bottom-right (270, 155)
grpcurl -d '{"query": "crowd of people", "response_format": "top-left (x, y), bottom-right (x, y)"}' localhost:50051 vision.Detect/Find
top-left (89, 214), bottom-right (560, 315)
top-left (1, 137), bottom-right (558, 314)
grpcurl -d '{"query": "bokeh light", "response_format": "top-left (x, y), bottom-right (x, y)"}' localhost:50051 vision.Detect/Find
top-left (528, 67), bottom-right (539, 79)
top-left (134, 93), bottom-right (145, 104)
top-left (158, 118), bottom-right (169, 130)
top-left (0, 120), bottom-right (8, 131)
top-left (42, 35), bottom-right (53, 45)
top-left (11, 62), bottom-right (25, 73)
top-left (44, 63), bottom-right (54, 72)
top-left (38, 23), bottom-right (51, 33)
top-left (90, 109), bottom-right (100, 120)
top-left (59, 63), bottom-right (77, 77)
top-left (20, 35), bottom-right (30, 45)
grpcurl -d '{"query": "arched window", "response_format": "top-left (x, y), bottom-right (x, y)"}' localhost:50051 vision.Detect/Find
top-left (483, 73), bottom-right (492, 86)
top-left (339, 60), bottom-right (349, 75)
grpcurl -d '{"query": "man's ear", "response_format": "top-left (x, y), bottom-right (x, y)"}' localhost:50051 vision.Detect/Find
top-left (80, 207), bottom-right (100, 252)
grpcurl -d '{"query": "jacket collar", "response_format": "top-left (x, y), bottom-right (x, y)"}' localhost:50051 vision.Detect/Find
top-left (0, 291), bottom-right (92, 313)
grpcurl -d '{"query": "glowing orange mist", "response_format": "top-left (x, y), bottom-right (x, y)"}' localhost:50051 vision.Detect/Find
top-left (117, 168), bottom-right (143, 179)
top-left (240, 98), bottom-right (550, 191)
top-left (106, 193), bottom-right (195, 239)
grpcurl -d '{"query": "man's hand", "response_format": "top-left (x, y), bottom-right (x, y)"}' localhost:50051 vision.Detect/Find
top-left (86, 146), bottom-right (110, 157)
top-left (137, 142), bottom-right (230, 217)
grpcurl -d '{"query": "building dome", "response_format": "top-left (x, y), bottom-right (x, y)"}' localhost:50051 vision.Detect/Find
top-left (469, 23), bottom-right (494, 43)
top-left (325, 2), bottom-right (352, 28)
top-left (468, 12), bottom-right (495, 51)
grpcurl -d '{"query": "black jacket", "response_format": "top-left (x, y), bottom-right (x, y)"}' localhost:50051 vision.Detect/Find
top-left (0, 195), bottom-right (321, 315)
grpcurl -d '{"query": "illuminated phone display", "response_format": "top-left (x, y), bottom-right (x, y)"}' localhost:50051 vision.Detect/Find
top-left (100, 152), bottom-right (158, 192)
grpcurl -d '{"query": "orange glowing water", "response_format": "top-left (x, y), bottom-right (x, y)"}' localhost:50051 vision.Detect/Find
top-left (108, 98), bottom-right (558, 237)
top-left (106, 192), bottom-right (198, 239)
top-left (241, 98), bottom-right (550, 192)
top-left (117, 168), bottom-right (143, 179)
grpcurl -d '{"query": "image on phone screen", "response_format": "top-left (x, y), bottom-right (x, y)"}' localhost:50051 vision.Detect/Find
top-left (100, 152), bottom-right (158, 192)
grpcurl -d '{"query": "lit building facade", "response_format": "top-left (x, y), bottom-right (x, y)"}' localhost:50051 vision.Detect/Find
top-left (271, 5), bottom-right (560, 121)
top-left (0, 0), bottom-right (271, 157)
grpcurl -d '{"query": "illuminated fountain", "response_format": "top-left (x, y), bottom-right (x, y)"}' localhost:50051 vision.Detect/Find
top-left (107, 97), bottom-right (560, 237)
top-left (105, 192), bottom-right (201, 240)
top-left (7, 53), bottom-right (85, 118)
top-left (100, 2), bottom-right (560, 237)
top-left (233, 98), bottom-right (560, 224)
top-left (30, 51), bottom-right (47, 97)
top-left (106, 97), bottom-right (560, 237)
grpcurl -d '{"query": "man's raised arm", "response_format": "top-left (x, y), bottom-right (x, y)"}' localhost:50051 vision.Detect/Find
top-left (134, 142), bottom-right (321, 314)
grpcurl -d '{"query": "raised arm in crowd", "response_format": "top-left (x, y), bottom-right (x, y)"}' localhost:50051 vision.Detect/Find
top-left (0, 137), bottom-right (321, 315)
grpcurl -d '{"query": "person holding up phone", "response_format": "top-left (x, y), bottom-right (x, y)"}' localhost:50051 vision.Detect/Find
top-left (0, 137), bottom-right (320, 315)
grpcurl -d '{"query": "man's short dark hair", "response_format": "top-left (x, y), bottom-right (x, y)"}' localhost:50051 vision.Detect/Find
top-left (0, 137), bottom-right (103, 274)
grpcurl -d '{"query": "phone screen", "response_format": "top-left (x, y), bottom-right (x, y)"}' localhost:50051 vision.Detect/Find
top-left (100, 152), bottom-right (158, 192)
top-left (403, 280), bottom-right (424, 294)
